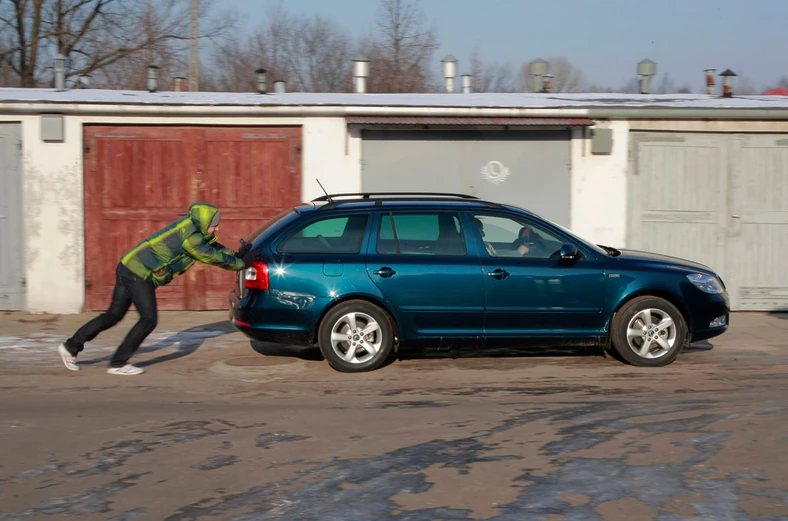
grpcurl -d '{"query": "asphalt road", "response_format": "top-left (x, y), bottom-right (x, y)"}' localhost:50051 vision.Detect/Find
top-left (0, 310), bottom-right (786, 521)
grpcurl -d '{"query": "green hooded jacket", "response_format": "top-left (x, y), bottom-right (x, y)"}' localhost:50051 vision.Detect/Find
top-left (121, 202), bottom-right (246, 287)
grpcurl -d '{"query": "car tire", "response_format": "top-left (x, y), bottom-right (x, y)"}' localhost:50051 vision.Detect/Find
top-left (318, 300), bottom-right (395, 373)
top-left (611, 296), bottom-right (687, 367)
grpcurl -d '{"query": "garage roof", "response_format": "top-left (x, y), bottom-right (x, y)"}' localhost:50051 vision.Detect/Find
top-left (2, 88), bottom-right (788, 109)
top-left (344, 116), bottom-right (595, 126)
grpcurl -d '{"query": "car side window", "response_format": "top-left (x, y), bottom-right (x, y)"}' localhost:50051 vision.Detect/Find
top-left (377, 212), bottom-right (466, 256)
top-left (278, 214), bottom-right (369, 254)
top-left (471, 214), bottom-right (565, 259)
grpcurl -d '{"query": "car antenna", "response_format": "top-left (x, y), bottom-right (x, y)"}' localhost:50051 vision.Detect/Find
top-left (316, 178), bottom-right (333, 202)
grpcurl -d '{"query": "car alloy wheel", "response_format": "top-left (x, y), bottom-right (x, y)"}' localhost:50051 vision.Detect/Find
top-left (625, 308), bottom-right (677, 359)
top-left (611, 296), bottom-right (687, 367)
top-left (318, 300), bottom-right (395, 372)
top-left (330, 311), bottom-right (383, 364)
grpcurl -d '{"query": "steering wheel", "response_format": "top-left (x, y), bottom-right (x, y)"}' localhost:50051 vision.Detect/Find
top-left (316, 234), bottom-right (331, 249)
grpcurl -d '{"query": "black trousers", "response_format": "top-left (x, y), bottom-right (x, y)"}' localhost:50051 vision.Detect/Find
top-left (64, 263), bottom-right (158, 367)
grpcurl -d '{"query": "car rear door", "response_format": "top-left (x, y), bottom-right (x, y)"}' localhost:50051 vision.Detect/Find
top-left (366, 209), bottom-right (485, 341)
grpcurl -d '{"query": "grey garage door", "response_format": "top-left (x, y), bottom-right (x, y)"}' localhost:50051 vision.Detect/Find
top-left (361, 130), bottom-right (572, 227)
top-left (0, 123), bottom-right (24, 310)
top-left (629, 132), bottom-right (788, 311)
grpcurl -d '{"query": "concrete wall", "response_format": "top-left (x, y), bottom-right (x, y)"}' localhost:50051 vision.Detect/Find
top-left (569, 121), bottom-right (630, 248)
top-left (6, 114), bottom-right (360, 313)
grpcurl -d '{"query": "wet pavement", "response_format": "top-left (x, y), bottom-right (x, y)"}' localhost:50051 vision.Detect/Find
top-left (0, 310), bottom-right (786, 520)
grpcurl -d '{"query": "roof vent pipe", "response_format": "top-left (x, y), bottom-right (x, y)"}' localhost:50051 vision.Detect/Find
top-left (274, 80), bottom-right (286, 93)
top-left (542, 74), bottom-right (553, 93)
top-left (720, 69), bottom-right (737, 98)
top-left (442, 55), bottom-right (457, 93)
top-left (705, 69), bottom-right (716, 95)
top-left (255, 68), bottom-right (267, 94)
top-left (461, 74), bottom-right (472, 94)
top-left (352, 58), bottom-right (370, 93)
top-left (147, 64), bottom-right (160, 93)
top-left (54, 54), bottom-right (66, 91)
top-left (637, 59), bottom-right (656, 94)
top-left (174, 76), bottom-right (186, 91)
top-left (528, 58), bottom-right (548, 93)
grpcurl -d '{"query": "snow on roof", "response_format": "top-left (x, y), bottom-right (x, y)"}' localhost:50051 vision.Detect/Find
top-left (2, 87), bottom-right (788, 110)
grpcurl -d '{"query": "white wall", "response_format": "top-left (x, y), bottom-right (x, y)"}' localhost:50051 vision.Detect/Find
top-left (301, 119), bottom-right (362, 201)
top-left (13, 114), bottom-right (360, 313)
top-left (569, 121), bottom-right (630, 248)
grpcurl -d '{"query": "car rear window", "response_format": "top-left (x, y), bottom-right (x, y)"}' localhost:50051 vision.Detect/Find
top-left (244, 208), bottom-right (298, 243)
top-left (278, 214), bottom-right (369, 254)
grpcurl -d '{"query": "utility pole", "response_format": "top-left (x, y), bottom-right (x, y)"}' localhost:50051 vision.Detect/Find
top-left (189, 0), bottom-right (199, 91)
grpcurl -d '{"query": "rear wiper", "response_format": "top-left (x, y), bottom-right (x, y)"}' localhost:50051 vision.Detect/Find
top-left (597, 244), bottom-right (621, 257)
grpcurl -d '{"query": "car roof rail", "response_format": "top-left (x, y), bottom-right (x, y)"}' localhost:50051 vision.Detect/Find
top-left (311, 192), bottom-right (480, 202)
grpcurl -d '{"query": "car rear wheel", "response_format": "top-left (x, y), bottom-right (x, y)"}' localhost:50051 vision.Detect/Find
top-left (318, 300), bottom-right (394, 372)
top-left (611, 296), bottom-right (687, 367)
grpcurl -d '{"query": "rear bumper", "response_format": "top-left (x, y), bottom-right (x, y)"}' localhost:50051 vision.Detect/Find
top-left (229, 289), bottom-right (317, 346)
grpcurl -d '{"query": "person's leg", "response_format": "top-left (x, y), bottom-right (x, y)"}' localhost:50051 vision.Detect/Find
top-left (108, 266), bottom-right (158, 369)
top-left (62, 264), bottom-right (132, 356)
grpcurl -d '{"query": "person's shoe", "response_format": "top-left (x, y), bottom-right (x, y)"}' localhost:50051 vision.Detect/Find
top-left (57, 344), bottom-right (80, 371)
top-left (107, 364), bottom-right (145, 376)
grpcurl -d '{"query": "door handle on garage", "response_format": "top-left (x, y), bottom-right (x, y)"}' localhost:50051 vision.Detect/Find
top-left (373, 267), bottom-right (396, 278)
top-left (487, 268), bottom-right (509, 280)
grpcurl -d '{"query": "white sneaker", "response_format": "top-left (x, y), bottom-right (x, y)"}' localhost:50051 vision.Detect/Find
top-left (107, 364), bottom-right (145, 376)
top-left (57, 344), bottom-right (80, 371)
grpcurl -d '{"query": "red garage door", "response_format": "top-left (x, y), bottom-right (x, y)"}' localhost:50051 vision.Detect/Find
top-left (84, 126), bottom-right (302, 311)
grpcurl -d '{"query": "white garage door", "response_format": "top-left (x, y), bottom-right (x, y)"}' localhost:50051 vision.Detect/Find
top-left (0, 123), bottom-right (24, 310)
top-left (629, 132), bottom-right (788, 311)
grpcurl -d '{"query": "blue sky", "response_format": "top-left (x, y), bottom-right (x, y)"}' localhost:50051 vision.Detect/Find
top-left (223, 0), bottom-right (787, 92)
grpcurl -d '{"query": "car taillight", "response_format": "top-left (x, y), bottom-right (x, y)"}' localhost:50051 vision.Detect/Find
top-left (244, 260), bottom-right (269, 290)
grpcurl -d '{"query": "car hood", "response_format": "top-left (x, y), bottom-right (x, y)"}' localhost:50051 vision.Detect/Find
top-left (613, 248), bottom-right (714, 273)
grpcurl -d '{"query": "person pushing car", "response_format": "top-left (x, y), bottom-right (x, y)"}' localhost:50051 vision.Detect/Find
top-left (57, 202), bottom-right (259, 375)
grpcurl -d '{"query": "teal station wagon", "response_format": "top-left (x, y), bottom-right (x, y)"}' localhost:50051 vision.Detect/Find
top-left (230, 193), bottom-right (729, 372)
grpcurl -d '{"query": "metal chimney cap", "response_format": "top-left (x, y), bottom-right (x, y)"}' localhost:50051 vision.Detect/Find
top-left (719, 69), bottom-right (737, 77)
top-left (528, 58), bottom-right (548, 76)
top-left (637, 59), bottom-right (656, 76)
top-left (353, 59), bottom-right (370, 78)
top-left (442, 55), bottom-right (457, 79)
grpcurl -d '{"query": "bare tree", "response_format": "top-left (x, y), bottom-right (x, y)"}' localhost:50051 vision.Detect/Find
top-left (778, 76), bottom-right (788, 89)
top-left (468, 45), bottom-right (518, 93)
top-left (360, 0), bottom-right (439, 93)
top-left (651, 73), bottom-right (692, 94)
top-left (205, 3), bottom-right (351, 93)
top-left (733, 74), bottom-right (759, 95)
top-left (0, 0), bottom-right (236, 88)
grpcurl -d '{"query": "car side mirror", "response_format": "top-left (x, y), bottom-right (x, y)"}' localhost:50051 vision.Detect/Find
top-left (559, 243), bottom-right (580, 261)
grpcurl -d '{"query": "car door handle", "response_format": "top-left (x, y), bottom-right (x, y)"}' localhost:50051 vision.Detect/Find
top-left (487, 268), bottom-right (510, 280)
top-left (373, 267), bottom-right (396, 278)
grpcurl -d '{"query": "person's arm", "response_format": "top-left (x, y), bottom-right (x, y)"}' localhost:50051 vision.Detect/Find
top-left (207, 236), bottom-right (236, 256)
top-left (183, 234), bottom-right (246, 270)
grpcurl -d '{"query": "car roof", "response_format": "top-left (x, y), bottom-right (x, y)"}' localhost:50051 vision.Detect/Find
top-left (293, 192), bottom-right (536, 215)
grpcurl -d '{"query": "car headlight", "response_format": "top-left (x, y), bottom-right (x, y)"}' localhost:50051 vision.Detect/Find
top-left (687, 273), bottom-right (725, 294)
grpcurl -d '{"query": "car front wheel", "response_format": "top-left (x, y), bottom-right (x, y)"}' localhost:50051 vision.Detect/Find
top-left (318, 300), bottom-right (395, 372)
top-left (611, 296), bottom-right (687, 367)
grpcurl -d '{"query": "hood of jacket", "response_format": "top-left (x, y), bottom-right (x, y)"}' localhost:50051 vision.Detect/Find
top-left (189, 202), bottom-right (219, 236)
